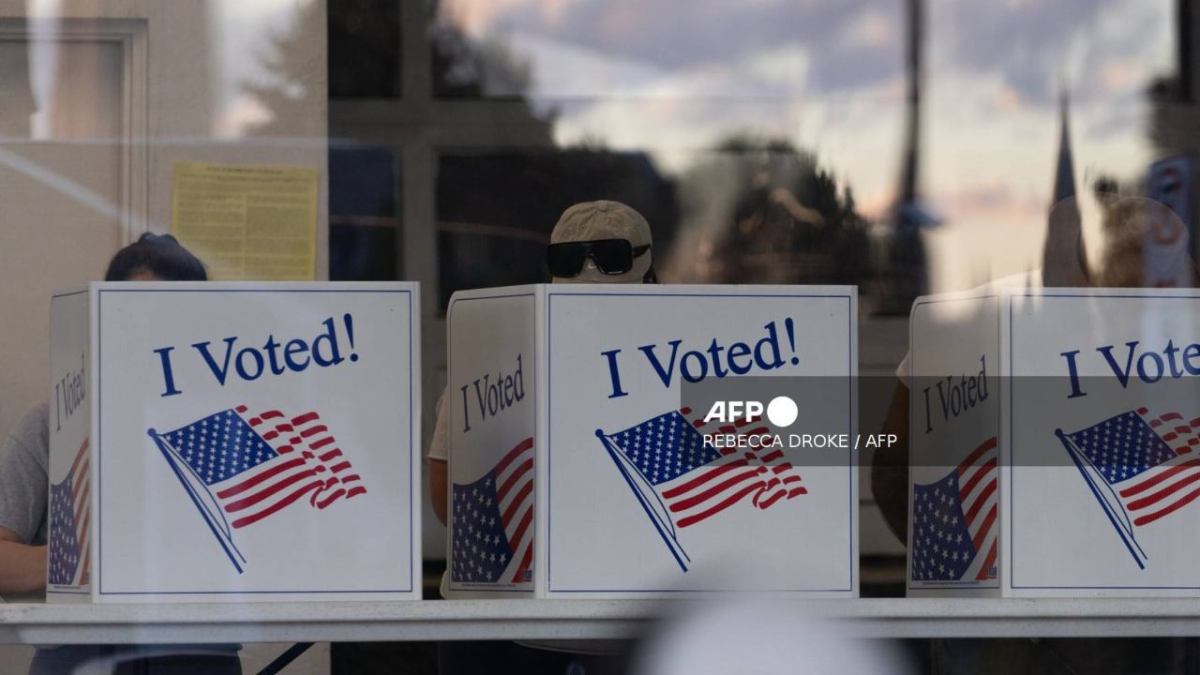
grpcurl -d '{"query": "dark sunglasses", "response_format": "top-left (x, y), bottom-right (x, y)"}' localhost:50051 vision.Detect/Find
top-left (546, 239), bottom-right (651, 277)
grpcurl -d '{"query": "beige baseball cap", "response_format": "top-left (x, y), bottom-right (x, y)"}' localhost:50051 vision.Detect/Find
top-left (550, 200), bottom-right (652, 247)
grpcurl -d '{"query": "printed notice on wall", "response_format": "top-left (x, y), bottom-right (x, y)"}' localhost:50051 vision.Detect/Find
top-left (171, 162), bottom-right (318, 280)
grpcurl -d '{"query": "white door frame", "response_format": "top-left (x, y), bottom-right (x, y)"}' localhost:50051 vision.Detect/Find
top-left (0, 17), bottom-right (148, 242)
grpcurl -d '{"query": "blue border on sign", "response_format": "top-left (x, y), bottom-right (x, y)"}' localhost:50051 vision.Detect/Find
top-left (96, 287), bottom-right (416, 596)
top-left (444, 290), bottom-right (538, 594)
top-left (906, 294), bottom-right (1002, 592)
top-left (1010, 290), bottom-right (1200, 590)
top-left (545, 290), bottom-right (856, 594)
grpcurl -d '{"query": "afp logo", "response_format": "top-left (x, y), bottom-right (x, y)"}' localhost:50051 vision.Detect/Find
top-left (702, 395), bottom-right (799, 428)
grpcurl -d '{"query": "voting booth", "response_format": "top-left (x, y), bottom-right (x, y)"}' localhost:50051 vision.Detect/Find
top-left (47, 282), bottom-right (421, 602)
top-left (909, 287), bottom-right (1200, 597)
top-left (907, 291), bottom-right (1001, 596)
top-left (446, 284), bottom-right (858, 598)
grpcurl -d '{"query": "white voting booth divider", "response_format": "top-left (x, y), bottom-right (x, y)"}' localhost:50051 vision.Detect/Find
top-left (909, 288), bottom-right (1200, 597)
top-left (446, 284), bottom-right (858, 599)
top-left (47, 282), bottom-right (422, 603)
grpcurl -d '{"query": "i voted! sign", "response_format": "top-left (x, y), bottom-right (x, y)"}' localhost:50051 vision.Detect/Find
top-left (1004, 288), bottom-right (1200, 596)
top-left (910, 287), bottom-right (1200, 597)
top-left (47, 282), bottom-right (421, 603)
top-left (446, 284), bottom-right (857, 599)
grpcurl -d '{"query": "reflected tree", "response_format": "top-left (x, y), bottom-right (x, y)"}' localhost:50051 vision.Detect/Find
top-left (668, 135), bottom-right (871, 286)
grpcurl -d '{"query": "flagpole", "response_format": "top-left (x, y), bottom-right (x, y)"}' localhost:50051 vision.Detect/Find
top-left (1055, 428), bottom-right (1147, 569)
top-left (595, 429), bottom-right (691, 572)
top-left (147, 429), bottom-right (246, 574)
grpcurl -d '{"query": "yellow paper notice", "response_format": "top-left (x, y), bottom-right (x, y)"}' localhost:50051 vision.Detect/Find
top-left (171, 162), bottom-right (318, 280)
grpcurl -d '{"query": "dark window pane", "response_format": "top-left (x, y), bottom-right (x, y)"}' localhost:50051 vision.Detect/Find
top-left (330, 225), bottom-right (397, 280)
top-left (330, 145), bottom-right (399, 280)
top-left (329, 0), bottom-right (400, 98)
top-left (330, 145), bottom-right (398, 217)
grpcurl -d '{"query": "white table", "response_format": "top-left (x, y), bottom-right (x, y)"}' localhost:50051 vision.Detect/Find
top-left (2, 599), bottom-right (1200, 644)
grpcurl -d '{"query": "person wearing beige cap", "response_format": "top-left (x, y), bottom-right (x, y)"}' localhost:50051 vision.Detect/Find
top-left (545, 200), bottom-right (656, 284)
top-left (428, 200), bottom-right (651, 675)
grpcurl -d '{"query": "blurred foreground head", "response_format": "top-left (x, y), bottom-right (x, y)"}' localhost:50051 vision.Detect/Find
top-left (548, 200), bottom-right (655, 283)
top-left (633, 599), bottom-right (915, 675)
top-left (1096, 195), bottom-right (1195, 288)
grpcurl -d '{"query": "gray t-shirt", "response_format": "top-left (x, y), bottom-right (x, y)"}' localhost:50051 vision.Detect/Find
top-left (0, 402), bottom-right (49, 546)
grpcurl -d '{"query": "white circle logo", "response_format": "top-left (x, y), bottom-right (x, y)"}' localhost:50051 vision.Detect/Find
top-left (766, 395), bottom-right (798, 428)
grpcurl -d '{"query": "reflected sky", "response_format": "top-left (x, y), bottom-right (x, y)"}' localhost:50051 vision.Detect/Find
top-left (437, 0), bottom-right (1176, 290)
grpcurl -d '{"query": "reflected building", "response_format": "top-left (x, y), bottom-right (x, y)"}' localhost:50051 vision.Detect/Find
top-left (1148, 0), bottom-right (1200, 260)
top-left (877, 0), bottom-right (929, 315)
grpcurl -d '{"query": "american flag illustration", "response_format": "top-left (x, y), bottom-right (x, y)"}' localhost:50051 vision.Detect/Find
top-left (596, 408), bottom-right (806, 571)
top-left (49, 438), bottom-right (90, 586)
top-left (451, 437), bottom-right (534, 584)
top-left (148, 406), bottom-right (366, 573)
top-left (911, 437), bottom-right (998, 582)
top-left (1058, 407), bottom-right (1200, 569)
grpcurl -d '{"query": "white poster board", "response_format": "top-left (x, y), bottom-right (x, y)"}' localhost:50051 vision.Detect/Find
top-left (1003, 288), bottom-right (1200, 596)
top-left (48, 282), bottom-right (421, 602)
top-left (448, 284), bottom-right (858, 599)
top-left (907, 292), bottom-right (1000, 596)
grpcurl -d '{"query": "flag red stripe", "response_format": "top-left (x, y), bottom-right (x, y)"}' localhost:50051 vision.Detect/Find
top-left (971, 504), bottom-right (998, 551)
top-left (224, 468), bottom-right (318, 513)
top-left (963, 479), bottom-right (997, 525)
top-left (1126, 467), bottom-right (1200, 511)
top-left (508, 505), bottom-right (533, 556)
top-left (309, 436), bottom-right (335, 450)
top-left (292, 412), bottom-right (319, 426)
top-left (1120, 458), bottom-right (1200, 498)
top-left (975, 540), bottom-right (997, 581)
top-left (79, 548), bottom-right (91, 586)
top-left (511, 539), bottom-right (534, 584)
top-left (497, 459), bottom-right (533, 502)
top-left (315, 487), bottom-right (346, 509)
top-left (757, 449), bottom-right (784, 463)
top-left (662, 458), bottom-right (753, 502)
top-left (676, 481), bottom-right (765, 528)
top-left (71, 460), bottom-right (90, 501)
top-left (501, 480), bottom-right (534, 527)
top-left (346, 486), bottom-right (367, 498)
top-left (1133, 485), bottom-right (1200, 526)
top-left (495, 437), bottom-right (534, 476)
top-left (74, 484), bottom-right (89, 525)
top-left (330, 461), bottom-right (352, 473)
top-left (69, 439), bottom-right (89, 477)
top-left (757, 488), bottom-right (786, 509)
top-left (259, 410), bottom-right (284, 420)
top-left (231, 481), bottom-right (322, 528)
top-left (300, 425), bottom-right (328, 438)
top-left (216, 457), bottom-right (307, 499)
top-left (787, 487), bottom-right (808, 497)
top-left (957, 437), bottom-right (997, 475)
top-left (959, 458), bottom-right (997, 498)
top-left (319, 449), bottom-right (343, 462)
top-left (341, 473), bottom-right (361, 483)
top-left (661, 458), bottom-right (749, 499)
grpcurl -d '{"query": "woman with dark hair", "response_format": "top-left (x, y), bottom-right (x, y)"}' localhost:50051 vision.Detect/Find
top-left (103, 233), bottom-right (209, 282)
top-left (0, 234), bottom-right (242, 674)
